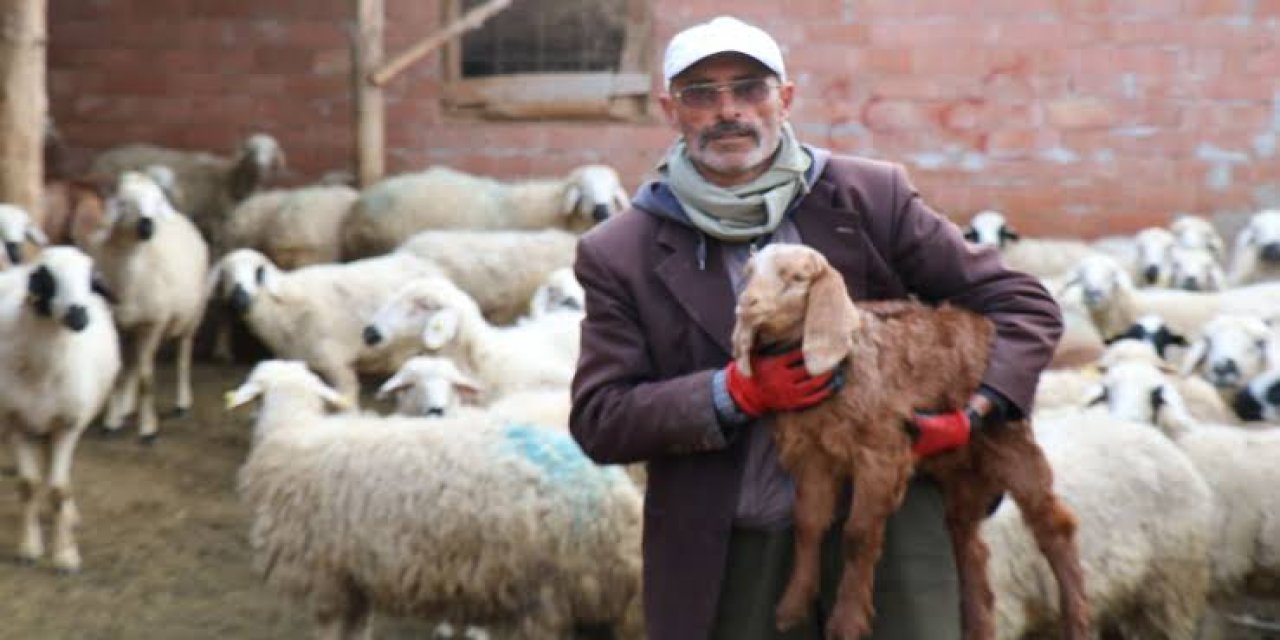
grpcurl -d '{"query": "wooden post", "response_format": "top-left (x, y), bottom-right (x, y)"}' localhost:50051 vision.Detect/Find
top-left (353, 0), bottom-right (384, 188)
top-left (0, 0), bottom-right (47, 219)
top-left (370, 0), bottom-right (512, 87)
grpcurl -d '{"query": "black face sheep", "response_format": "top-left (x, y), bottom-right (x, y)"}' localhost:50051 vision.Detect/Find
top-left (730, 243), bottom-right (1088, 640)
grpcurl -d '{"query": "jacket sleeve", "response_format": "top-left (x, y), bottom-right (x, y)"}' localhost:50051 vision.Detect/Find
top-left (568, 238), bottom-right (730, 465)
top-left (880, 166), bottom-right (1063, 418)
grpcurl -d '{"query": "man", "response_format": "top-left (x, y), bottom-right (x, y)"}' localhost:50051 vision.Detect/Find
top-left (569, 16), bottom-right (1062, 640)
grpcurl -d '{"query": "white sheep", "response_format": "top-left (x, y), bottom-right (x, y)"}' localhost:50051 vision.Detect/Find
top-left (378, 355), bottom-right (571, 427)
top-left (1234, 366), bottom-right (1280, 422)
top-left (206, 247), bottom-right (441, 403)
top-left (1166, 245), bottom-right (1226, 292)
top-left (1131, 227), bottom-right (1177, 287)
top-left (0, 247), bottom-right (121, 571)
top-left (89, 171), bottom-right (210, 442)
top-left (526, 266), bottom-right (585, 319)
top-left (1227, 208), bottom-right (1280, 286)
top-left (364, 276), bottom-right (579, 399)
top-left (0, 203), bottom-right (48, 267)
top-left (1170, 214), bottom-right (1227, 258)
top-left (1088, 359), bottom-right (1280, 594)
top-left (1180, 314), bottom-right (1278, 395)
top-left (89, 133), bottom-right (286, 255)
top-left (227, 360), bottom-right (644, 640)
top-left (1104, 313), bottom-right (1188, 360)
top-left (222, 184), bottom-right (358, 269)
top-left (1062, 253), bottom-right (1280, 341)
top-left (984, 408), bottom-right (1214, 639)
top-left (395, 228), bottom-right (580, 325)
top-left (963, 209), bottom-right (1135, 280)
top-left (340, 164), bottom-right (628, 260)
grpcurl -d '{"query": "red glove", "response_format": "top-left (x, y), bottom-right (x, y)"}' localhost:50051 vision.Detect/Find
top-left (724, 348), bottom-right (838, 418)
top-left (909, 408), bottom-right (974, 458)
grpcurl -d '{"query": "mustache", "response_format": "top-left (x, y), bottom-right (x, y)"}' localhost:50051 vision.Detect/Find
top-left (698, 121), bottom-right (759, 148)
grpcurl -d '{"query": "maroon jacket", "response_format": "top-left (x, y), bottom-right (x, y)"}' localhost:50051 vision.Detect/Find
top-left (570, 154), bottom-right (1062, 639)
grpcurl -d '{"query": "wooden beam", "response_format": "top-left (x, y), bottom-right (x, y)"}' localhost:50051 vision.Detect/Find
top-left (353, 0), bottom-right (384, 188)
top-left (369, 0), bottom-right (512, 87)
top-left (0, 0), bottom-right (47, 220)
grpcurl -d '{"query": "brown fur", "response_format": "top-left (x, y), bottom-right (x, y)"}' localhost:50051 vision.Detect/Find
top-left (732, 244), bottom-right (1088, 640)
top-left (41, 177), bottom-right (109, 249)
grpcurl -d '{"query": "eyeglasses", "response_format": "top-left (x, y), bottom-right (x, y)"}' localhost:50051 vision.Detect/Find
top-left (672, 77), bottom-right (777, 109)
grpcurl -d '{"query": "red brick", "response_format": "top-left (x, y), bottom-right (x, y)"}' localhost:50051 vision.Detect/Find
top-left (1046, 98), bottom-right (1116, 130)
top-left (860, 98), bottom-right (935, 133)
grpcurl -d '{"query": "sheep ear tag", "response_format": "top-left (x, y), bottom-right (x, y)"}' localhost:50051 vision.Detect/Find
top-left (421, 309), bottom-right (459, 350)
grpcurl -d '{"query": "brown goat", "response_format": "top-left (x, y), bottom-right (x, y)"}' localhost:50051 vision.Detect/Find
top-left (731, 244), bottom-right (1088, 640)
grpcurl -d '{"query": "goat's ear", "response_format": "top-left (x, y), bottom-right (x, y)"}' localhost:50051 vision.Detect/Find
top-left (562, 185), bottom-right (583, 217)
top-left (730, 316), bottom-right (756, 377)
top-left (1179, 339), bottom-right (1208, 376)
top-left (801, 264), bottom-right (858, 376)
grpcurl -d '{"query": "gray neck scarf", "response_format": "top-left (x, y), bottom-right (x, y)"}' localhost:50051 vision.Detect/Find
top-left (663, 122), bottom-right (812, 243)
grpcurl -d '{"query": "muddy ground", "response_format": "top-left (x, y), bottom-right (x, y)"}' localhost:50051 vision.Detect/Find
top-left (0, 360), bottom-right (1277, 640)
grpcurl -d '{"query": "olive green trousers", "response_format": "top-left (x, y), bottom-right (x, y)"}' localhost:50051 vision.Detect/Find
top-left (710, 478), bottom-right (960, 640)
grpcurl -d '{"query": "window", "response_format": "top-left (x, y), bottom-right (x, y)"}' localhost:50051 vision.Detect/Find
top-left (442, 0), bottom-right (652, 120)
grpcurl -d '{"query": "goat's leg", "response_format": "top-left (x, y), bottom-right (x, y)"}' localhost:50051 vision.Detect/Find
top-left (940, 478), bottom-right (999, 640)
top-left (132, 323), bottom-right (166, 444)
top-left (776, 460), bottom-right (840, 631)
top-left (827, 458), bottom-right (913, 640)
top-left (990, 433), bottom-right (1090, 640)
top-left (10, 431), bottom-right (44, 563)
top-left (47, 426), bottom-right (85, 572)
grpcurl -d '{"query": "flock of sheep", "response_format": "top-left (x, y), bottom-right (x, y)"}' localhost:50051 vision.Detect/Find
top-left (5, 127), bottom-right (1280, 639)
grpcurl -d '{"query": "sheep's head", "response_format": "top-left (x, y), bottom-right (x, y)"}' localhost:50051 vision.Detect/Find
top-left (102, 171), bottom-right (180, 242)
top-left (1061, 254), bottom-right (1131, 310)
top-left (364, 276), bottom-right (475, 351)
top-left (1170, 214), bottom-right (1225, 258)
top-left (1133, 227), bottom-right (1175, 286)
top-left (141, 164), bottom-right (184, 209)
top-left (1233, 367), bottom-right (1280, 422)
top-left (1167, 246), bottom-right (1224, 292)
top-left (0, 204), bottom-right (47, 267)
top-left (528, 267), bottom-right (585, 318)
top-left (23, 246), bottom-right (111, 332)
top-left (732, 244), bottom-right (859, 377)
top-left (206, 249), bottom-right (282, 315)
top-left (562, 164), bottom-right (629, 230)
top-left (1180, 314), bottom-right (1274, 389)
top-left (1083, 359), bottom-right (1191, 435)
top-left (1235, 209), bottom-right (1280, 265)
top-left (1104, 313), bottom-right (1187, 359)
top-left (226, 359), bottom-right (349, 412)
top-left (228, 133), bottom-right (286, 202)
top-left (376, 355), bottom-right (484, 417)
top-left (963, 210), bottom-right (1018, 247)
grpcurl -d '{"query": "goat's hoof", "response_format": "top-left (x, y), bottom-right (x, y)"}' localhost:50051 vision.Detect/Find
top-left (166, 406), bottom-right (189, 419)
top-left (138, 433), bottom-right (158, 447)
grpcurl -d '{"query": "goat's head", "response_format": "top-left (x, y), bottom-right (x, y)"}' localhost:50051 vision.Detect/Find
top-left (562, 164), bottom-right (629, 229)
top-left (0, 204), bottom-right (46, 267)
top-left (364, 276), bottom-right (476, 352)
top-left (228, 133), bottom-right (286, 202)
top-left (376, 355), bottom-right (484, 417)
top-left (963, 209), bottom-right (1019, 247)
top-left (206, 249), bottom-right (282, 315)
top-left (732, 244), bottom-right (859, 377)
top-left (24, 246), bottom-right (110, 332)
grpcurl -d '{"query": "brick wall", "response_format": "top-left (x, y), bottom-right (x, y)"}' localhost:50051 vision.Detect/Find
top-left (49, 0), bottom-right (1280, 238)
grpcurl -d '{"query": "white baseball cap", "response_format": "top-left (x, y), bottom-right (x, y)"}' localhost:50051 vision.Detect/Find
top-left (662, 16), bottom-right (787, 87)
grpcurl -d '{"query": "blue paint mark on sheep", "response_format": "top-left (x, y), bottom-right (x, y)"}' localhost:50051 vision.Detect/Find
top-left (501, 424), bottom-right (620, 531)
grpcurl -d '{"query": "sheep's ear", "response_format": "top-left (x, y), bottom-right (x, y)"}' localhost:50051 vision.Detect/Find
top-left (562, 185), bottom-right (583, 217)
top-left (1179, 339), bottom-right (1208, 376)
top-left (611, 185), bottom-right (630, 212)
top-left (1081, 383), bottom-right (1107, 407)
top-left (91, 271), bottom-right (118, 305)
top-left (376, 371), bottom-right (412, 400)
top-left (317, 384), bottom-right (351, 412)
top-left (1206, 265), bottom-right (1226, 291)
top-left (421, 308), bottom-right (460, 350)
top-left (1056, 274), bottom-right (1080, 299)
top-left (1000, 226), bottom-right (1021, 243)
top-left (801, 264), bottom-right (858, 376)
top-left (24, 226), bottom-right (48, 247)
top-left (225, 381), bottom-right (263, 409)
top-left (448, 369), bottom-right (484, 399)
top-left (962, 227), bottom-right (978, 243)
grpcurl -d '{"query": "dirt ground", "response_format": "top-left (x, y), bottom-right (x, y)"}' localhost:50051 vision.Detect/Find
top-left (0, 360), bottom-right (1278, 640)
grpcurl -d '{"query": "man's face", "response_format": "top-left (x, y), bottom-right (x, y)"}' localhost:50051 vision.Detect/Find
top-left (659, 53), bottom-right (794, 186)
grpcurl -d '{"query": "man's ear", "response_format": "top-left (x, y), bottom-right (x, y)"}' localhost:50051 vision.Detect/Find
top-left (777, 81), bottom-right (795, 115)
top-left (657, 92), bottom-right (679, 129)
